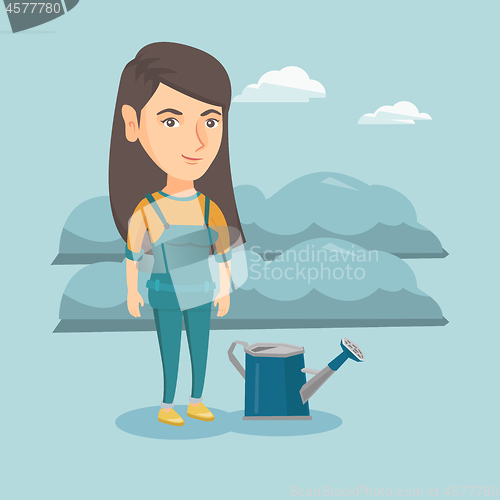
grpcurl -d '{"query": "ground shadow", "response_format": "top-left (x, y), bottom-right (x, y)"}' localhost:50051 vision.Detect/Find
top-left (228, 410), bottom-right (342, 436)
top-left (116, 406), bottom-right (233, 440)
top-left (115, 406), bottom-right (342, 440)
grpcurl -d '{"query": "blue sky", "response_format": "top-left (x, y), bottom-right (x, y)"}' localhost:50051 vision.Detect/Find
top-left (1, 1), bottom-right (499, 498)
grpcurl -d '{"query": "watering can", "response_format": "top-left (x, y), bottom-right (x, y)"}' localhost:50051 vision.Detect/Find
top-left (228, 338), bottom-right (364, 420)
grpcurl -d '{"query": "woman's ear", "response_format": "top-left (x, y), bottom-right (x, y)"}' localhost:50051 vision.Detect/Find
top-left (122, 105), bottom-right (140, 142)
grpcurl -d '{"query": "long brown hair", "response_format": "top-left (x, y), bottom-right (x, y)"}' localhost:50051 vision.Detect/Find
top-left (109, 42), bottom-right (244, 246)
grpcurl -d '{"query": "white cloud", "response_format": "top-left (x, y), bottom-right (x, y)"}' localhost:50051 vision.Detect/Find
top-left (358, 101), bottom-right (432, 125)
top-left (233, 66), bottom-right (326, 103)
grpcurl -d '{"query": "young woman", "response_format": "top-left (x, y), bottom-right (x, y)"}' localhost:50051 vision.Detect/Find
top-left (109, 42), bottom-right (244, 426)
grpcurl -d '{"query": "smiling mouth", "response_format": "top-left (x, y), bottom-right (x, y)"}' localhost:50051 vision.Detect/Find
top-left (182, 154), bottom-right (203, 161)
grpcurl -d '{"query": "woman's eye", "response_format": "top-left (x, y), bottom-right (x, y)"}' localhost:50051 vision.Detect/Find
top-left (162, 118), bottom-right (180, 128)
top-left (205, 118), bottom-right (219, 129)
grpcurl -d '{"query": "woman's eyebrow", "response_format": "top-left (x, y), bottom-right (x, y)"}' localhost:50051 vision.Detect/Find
top-left (201, 109), bottom-right (222, 116)
top-left (157, 108), bottom-right (182, 116)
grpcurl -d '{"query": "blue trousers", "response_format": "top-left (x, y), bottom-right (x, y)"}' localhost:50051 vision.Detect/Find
top-left (153, 303), bottom-right (212, 405)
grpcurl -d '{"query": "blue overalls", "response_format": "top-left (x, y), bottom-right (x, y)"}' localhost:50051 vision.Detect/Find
top-left (143, 191), bottom-right (219, 408)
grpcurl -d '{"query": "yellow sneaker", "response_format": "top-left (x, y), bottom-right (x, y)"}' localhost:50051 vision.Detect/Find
top-left (158, 408), bottom-right (184, 426)
top-left (187, 403), bottom-right (215, 422)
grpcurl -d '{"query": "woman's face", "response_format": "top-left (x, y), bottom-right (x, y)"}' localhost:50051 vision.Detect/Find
top-left (128, 83), bottom-right (224, 182)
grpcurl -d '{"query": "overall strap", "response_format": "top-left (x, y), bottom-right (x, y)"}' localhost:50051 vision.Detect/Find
top-left (145, 193), bottom-right (169, 227)
top-left (204, 194), bottom-right (211, 227)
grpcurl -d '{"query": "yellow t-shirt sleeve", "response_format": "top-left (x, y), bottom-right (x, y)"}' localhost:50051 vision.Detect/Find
top-left (208, 200), bottom-right (231, 258)
top-left (126, 198), bottom-right (149, 252)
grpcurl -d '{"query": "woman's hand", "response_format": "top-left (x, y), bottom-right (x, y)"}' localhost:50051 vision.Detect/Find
top-left (214, 291), bottom-right (230, 317)
top-left (127, 290), bottom-right (144, 317)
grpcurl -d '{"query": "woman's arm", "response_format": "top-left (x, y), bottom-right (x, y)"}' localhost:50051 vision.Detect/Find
top-left (219, 259), bottom-right (231, 294)
top-left (210, 201), bottom-right (232, 317)
top-left (214, 259), bottom-right (231, 316)
top-left (126, 208), bottom-right (148, 317)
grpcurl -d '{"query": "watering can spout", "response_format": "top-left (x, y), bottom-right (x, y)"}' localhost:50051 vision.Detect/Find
top-left (299, 338), bottom-right (364, 404)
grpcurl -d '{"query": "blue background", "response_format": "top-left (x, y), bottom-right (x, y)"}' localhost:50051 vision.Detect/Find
top-left (1, 1), bottom-right (498, 498)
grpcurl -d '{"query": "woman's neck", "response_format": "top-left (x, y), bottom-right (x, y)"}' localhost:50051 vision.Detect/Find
top-left (161, 177), bottom-right (196, 196)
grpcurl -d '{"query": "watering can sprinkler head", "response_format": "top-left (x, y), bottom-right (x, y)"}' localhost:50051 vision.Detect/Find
top-left (329, 338), bottom-right (364, 371)
top-left (299, 338), bottom-right (364, 404)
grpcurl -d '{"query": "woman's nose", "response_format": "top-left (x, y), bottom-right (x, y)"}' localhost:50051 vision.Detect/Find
top-left (193, 120), bottom-right (208, 152)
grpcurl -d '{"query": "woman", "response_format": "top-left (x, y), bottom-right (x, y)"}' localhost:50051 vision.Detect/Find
top-left (109, 42), bottom-right (245, 426)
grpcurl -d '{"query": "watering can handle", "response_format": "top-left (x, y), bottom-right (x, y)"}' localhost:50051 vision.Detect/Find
top-left (228, 341), bottom-right (248, 379)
